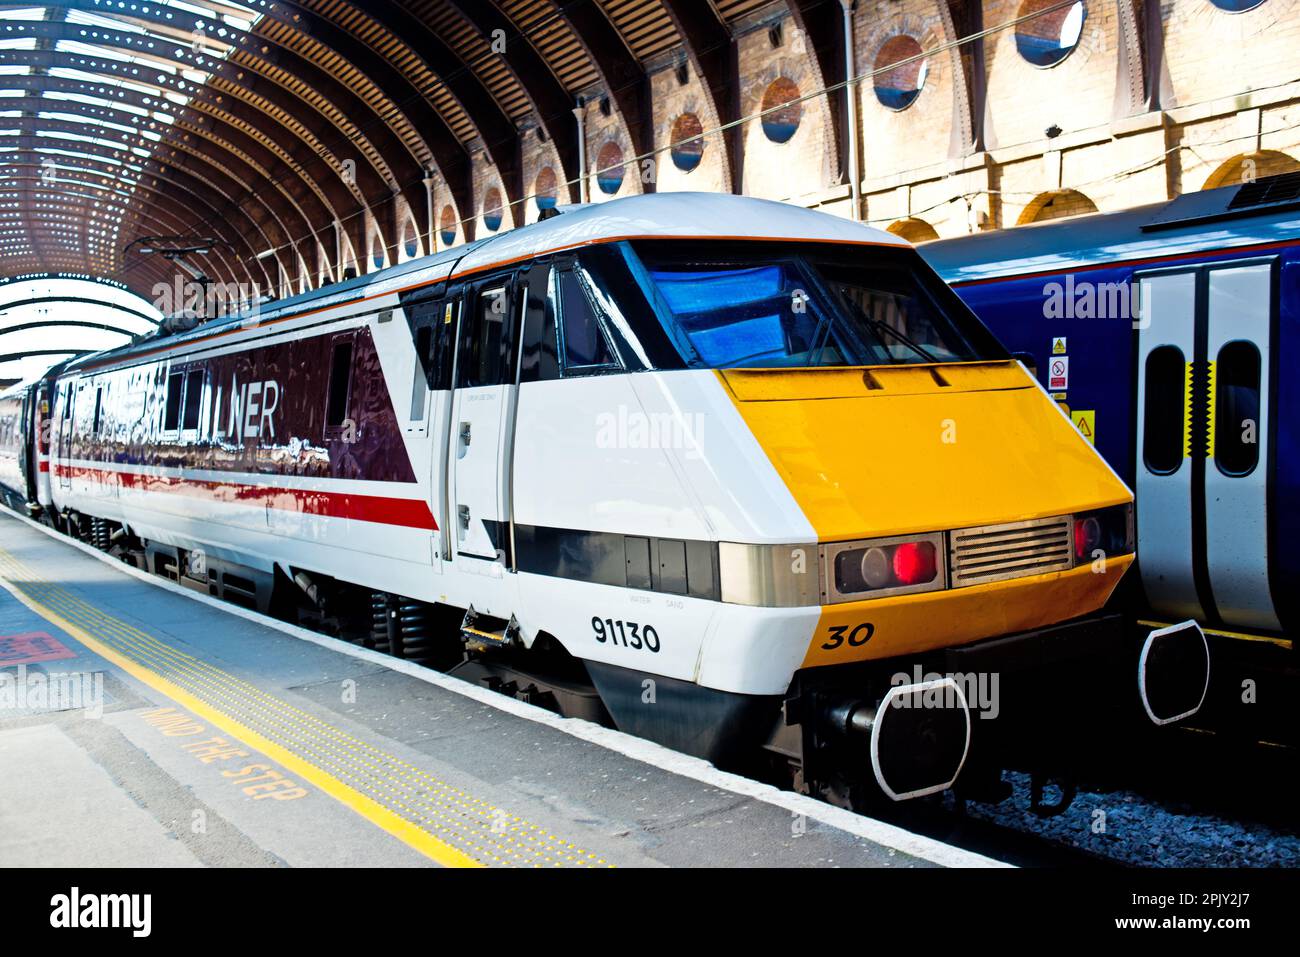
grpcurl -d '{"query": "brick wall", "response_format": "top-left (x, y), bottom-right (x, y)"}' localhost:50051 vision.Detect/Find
top-left (1161, 0), bottom-right (1300, 110)
top-left (649, 62), bottom-right (731, 194)
top-left (855, 1), bottom-right (956, 181)
top-left (384, 1), bottom-right (1300, 254)
top-left (737, 14), bottom-right (838, 202)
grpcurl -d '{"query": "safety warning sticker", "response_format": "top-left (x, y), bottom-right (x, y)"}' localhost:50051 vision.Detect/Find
top-left (1049, 356), bottom-right (1069, 390)
top-left (1052, 337), bottom-right (1067, 354)
top-left (1072, 410), bottom-right (1096, 445)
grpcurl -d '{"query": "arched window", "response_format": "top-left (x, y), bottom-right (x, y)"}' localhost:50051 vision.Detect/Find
top-left (887, 218), bottom-right (940, 243)
top-left (596, 142), bottom-right (625, 195)
top-left (874, 36), bottom-right (928, 111)
top-left (670, 113), bottom-right (705, 171)
top-left (760, 77), bottom-right (802, 143)
top-left (1017, 189), bottom-right (1098, 225)
top-left (1015, 0), bottom-right (1086, 68)
top-left (483, 187), bottom-right (504, 232)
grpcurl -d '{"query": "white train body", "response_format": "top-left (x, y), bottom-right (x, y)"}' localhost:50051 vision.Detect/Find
top-left (24, 194), bottom-right (1177, 800)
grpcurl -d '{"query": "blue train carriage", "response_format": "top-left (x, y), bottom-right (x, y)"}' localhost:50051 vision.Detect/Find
top-left (921, 173), bottom-right (1300, 741)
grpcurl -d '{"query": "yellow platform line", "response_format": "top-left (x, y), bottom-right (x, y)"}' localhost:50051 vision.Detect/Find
top-left (22, 584), bottom-right (577, 864)
top-left (0, 546), bottom-right (608, 867)
top-left (10, 560), bottom-right (605, 865)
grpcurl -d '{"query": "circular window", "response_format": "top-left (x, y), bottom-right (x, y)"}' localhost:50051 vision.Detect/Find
top-left (483, 187), bottom-right (503, 232)
top-left (596, 141), bottom-right (624, 195)
top-left (1208, 0), bottom-right (1266, 9)
top-left (1015, 0), bottom-right (1086, 68)
top-left (760, 77), bottom-right (802, 143)
top-left (439, 205), bottom-right (457, 246)
top-left (403, 221), bottom-right (419, 258)
top-left (534, 166), bottom-right (557, 211)
top-left (873, 36), bottom-right (928, 110)
top-left (670, 113), bottom-right (705, 172)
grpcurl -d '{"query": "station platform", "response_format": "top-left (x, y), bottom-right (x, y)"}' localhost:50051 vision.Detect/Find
top-left (0, 509), bottom-right (1003, 869)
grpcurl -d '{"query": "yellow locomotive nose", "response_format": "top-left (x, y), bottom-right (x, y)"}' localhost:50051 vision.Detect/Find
top-left (720, 360), bottom-right (1130, 541)
top-left (719, 359), bottom-right (1136, 666)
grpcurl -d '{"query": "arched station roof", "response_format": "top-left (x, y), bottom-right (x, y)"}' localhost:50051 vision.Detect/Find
top-left (0, 0), bottom-right (815, 303)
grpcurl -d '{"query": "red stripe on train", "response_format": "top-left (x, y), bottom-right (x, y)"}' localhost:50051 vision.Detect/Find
top-left (53, 464), bottom-right (438, 531)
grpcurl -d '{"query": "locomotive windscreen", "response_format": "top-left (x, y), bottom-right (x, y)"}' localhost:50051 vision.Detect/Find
top-left (630, 241), bottom-right (1005, 370)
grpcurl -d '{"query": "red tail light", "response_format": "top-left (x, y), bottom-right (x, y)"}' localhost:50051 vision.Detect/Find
top-left (892, 541), bottom-right (937, 585)
top-left (1074, 516), bottom-right (1102, 561)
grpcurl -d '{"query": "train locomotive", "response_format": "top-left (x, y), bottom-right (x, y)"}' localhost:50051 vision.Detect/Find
top-left (922, 172), bottom-right (1300, 741)
top-left (0, 193), bottom-right (1208, 809)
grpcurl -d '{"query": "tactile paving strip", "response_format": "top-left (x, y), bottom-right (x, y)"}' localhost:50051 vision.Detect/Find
top-left (0, 546), bottom-right (609, 868)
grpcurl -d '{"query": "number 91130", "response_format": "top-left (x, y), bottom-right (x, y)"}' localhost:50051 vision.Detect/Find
top-left (592, 617), bottom-right (660, 653)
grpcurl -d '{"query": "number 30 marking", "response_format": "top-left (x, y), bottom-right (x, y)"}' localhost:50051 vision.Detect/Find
top-left (821, 622), bottom-right (875, 651)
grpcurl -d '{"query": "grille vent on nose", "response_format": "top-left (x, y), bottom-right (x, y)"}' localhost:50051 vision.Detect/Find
top-left (948, 516), bottom-right (1072, 586)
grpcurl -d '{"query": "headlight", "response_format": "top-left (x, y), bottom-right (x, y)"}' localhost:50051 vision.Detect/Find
top-left (1072, 503), bottom-right (1134, 565)
top-left (720, 506), bottom-right (1129, 608)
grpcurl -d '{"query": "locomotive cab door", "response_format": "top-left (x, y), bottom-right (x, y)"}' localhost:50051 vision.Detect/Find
top-left (404, 289), bottom-right (459, 570)
top-left (449, 274), bottom-right (523, 566)
top-left (1135, 258), bottom-right (1281, 632)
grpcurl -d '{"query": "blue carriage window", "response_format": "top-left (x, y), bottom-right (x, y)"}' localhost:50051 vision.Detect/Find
top-left (1214, 340), bottom-right (1261, 476)
top-left (1143, 346), bottom-right (1185, 475)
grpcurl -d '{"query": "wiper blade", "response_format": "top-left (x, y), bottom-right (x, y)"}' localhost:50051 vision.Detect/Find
top-left (806, 310), bottom-right (834, 367)
top-left (849, 301), bottom-right (936, 363)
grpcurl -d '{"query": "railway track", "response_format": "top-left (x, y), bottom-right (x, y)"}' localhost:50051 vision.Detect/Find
top-left (895, 729), bottom-right (1300, 867)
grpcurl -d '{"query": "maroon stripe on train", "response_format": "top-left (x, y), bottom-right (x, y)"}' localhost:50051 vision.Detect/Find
top-left (55, 464), bottom-right (438, 531)
top-left (59, 325), bottom-right (418, 484)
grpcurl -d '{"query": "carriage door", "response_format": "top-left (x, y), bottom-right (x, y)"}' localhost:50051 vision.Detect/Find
top-left (449, 274), bottom-right (522, 564)
top-left (1135, 260), bottom-right (1280, 631)
top-left (403, 287), bottom-right (459, 567)
top-left (56, 381), bottom-right (75, 489)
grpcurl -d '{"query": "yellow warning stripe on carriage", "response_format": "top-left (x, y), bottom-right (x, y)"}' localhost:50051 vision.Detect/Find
top-left (1138, 619), bottom-right (1291, 651)
top-left (1205, 360), bottom-right (1217, 459)
top-left (0, 546), bottom-right (608, 868)
top-left (1183, 361), bottom-right (1195, 459)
